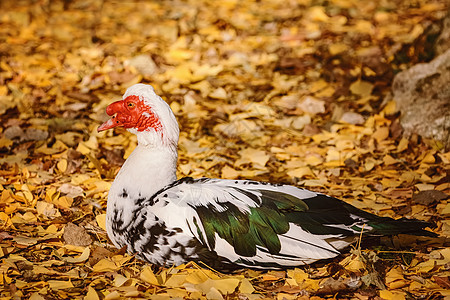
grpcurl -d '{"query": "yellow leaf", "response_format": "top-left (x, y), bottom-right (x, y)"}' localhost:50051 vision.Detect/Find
top-left (414, 183), bottom-right (435, 191)
top-left (329, 43), bottom-right (348, 55)
top-left (355, 20), bottom-right (374, 34)
top-left (190, 80), bottom-right (212, 98)
top-left (84, 286), bottom-right (100, 300)
top-left (239, 278), bottom-right (254, 294)
top-left (238, 148), bottom-right (270, 168)
top-left (209, 87), bottom-right (228, 100)
top-left (300, 179), bottom-right (327, 187)
top-left (308, 6), bottom-right (329, 22)
top-left (104, 291), bottom-right (120, 300)
top-left (61, 247), bottom-right (90, 263)
top-left (440, 203), bottom-right (450, 215)
top-left (53, 196), bottom-right (73, 209)
top-left (0, 138), bottom-right (13, 148)
top-left (6, 254), bottom-right (28, 262)
top-left (46, 187), bottom-right (60, 202)
top-left (221, 165), bottom-right (239, 179)
top-left (84, 136), bottom-right (98, 149)
top-left (0, 212), bottom-right (12, 228)
top-left (167, 48), bottom-right (194, 61)
top-left (114, 274), bottom-right (129, 287)
top-left (304, 155), bottom-right (323, 166)
top-left (197, 278), bottom-right (240, 295)
top-left (11, 211), bottom-right (37, 224)
top-left (214, 119), bottom-right (259, 139)
top-left (421, 152), bottom-right (435, 164)
top-left (48, 280), bottom-right (74, 290)
top-left (96, 214), bottom-right (107, 231)
top-left (164, 274), bottom-right (188, 288)
top-left (345, 257), bottom-right (366, 272)
top-left (167, 65), bottom-right (199, 83)
top-left (287, 167), bottom-right (314, 179)
top-left (415, 259), bottom-right (436, 273)
top-left (140, 266), bottom-right (159, 285)
top-left (363, 67), bottom-right (376, 76)
top-left (383, 100), bottom-right (397, 115)
top-left (291, 115), bottom-right (311, 130)
top-left (4, 202), bottom-right (19, 214)
top-left (29, 293), bottom-right (45, 300)
top-left (438, 247), bottom-right (450, 261)
top-left (76, 142), bottom-right (91, 155)
top-left (287, 268), bottom-right (308, 285)
top-left (92, 259), bottom-right (118, 272)
top-left (13, 235), bottom-right (39, 246)
top-left (277, 293), bottom-right (297, 300)
top-left (385, 266), bottom-right (407, 289)
top-left (326, 149), bottom-right (342, 163)
top-left (372, 127), bottom-right (389, 142)
top-left (379, 290), bottom-right (406, 300)
top-left (205, 287), bottom-right (224, 300)
top-left (350, 80), bottom-right (374, 97)
top-left (397, 138), bottom-right (409, 152)
top-left (111, 254), bottom-right (133, 267)
top-left (36, 201), bottom-right (60, 218)
top-left (57, 159), bottom-right (68, 173)
top-left (383, 155), bottom-right (397, 165)
top-left (381, 178), bottom-right (400, 188)
top-left (63, 244), bottom-right (86, 252)
top-left (185, 269), bottom-right (219, 284)
top-left (315, 86), bottom-right (335, 97)
top-left (193, 64), bottom-right (223, 78)
top-left (335, 139), bottom-right (354, 151)
top-left (285, 278), bottom-right (298, 287)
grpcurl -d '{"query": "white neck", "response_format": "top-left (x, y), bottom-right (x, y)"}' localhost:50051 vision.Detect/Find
top-left (109, 144), bottom-right (178, 201)
top-left (105, 143), bottom-right (177, 249)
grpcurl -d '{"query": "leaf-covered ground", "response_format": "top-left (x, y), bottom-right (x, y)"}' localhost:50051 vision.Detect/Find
top-left (0, 0), bottom-right (449, 299)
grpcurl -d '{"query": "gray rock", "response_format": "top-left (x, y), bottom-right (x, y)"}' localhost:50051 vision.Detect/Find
top-left (436, 12), bottom-right (450, 56)
top-left (390, 49), bottom-right (450, 149)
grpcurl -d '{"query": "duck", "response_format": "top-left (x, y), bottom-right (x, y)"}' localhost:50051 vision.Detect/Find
top-left (98, 83), bottom-right (435, 270)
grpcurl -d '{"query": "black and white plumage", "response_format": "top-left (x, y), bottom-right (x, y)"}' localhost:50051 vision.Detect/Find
top-left (98, 84), bottom-right (436, 270)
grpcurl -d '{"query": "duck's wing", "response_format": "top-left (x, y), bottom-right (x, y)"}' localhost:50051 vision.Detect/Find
top-left (148, 177), bottom-right (433, 268)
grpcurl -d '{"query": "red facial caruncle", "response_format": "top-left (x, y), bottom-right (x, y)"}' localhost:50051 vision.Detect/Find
top-left (98, 95), bottom-right (163, 133)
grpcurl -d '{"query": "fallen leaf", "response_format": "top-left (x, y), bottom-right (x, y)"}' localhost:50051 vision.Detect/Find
top-left (96, 214), bottom-right (107, 231)
top-left (60, 247), bottom-right (90, 263)
top-left (63, 222), bottom-right (92, 247)
top-left (84, 286), bottom-right (100, 300)
top-left (350, 80), bottom-right (374, 97)
top-left (413, 190), bottom-right (448, 205)
top-left (92, 259), bottom-right (118, 273)
top-left (48, 280), bottom-right (74, 290)
top-left (140, 266), bottom-right (160, 285)
top-left (299, 96), bottom-right (326, 115)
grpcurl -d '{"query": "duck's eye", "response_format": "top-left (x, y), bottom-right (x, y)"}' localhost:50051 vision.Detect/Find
top-left (127, 102), bottom-right (135, 108)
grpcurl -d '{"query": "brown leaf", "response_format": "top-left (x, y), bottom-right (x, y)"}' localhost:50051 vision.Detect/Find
top-left (433, 276), bottom-right (450, 289)
top-left (412, 190), bottom-right (448, 205)
top-left (89, 245), bottom-right (114, 266)
top-left (63, 223), bottom-right (92, 247)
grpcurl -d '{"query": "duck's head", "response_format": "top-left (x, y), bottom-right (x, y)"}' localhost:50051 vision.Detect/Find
top-left (98, 84), bottom-right (179, 148)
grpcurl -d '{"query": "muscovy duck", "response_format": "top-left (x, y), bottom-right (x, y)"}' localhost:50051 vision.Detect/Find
top-left (98, 83), bottom-right (435, 270)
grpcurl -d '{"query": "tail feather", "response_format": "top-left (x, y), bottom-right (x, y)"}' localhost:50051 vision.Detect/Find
top-left (299, 194), bottom-right (437, 238)
top-left (366, 217), bottom-right (437, 237)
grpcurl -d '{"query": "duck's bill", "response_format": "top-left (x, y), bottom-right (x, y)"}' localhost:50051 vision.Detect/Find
top-left (98, 117), bottom-right (120, 132)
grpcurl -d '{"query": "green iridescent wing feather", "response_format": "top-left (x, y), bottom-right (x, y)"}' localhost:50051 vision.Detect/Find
top-left (193, 189), bottom-right (309, 256)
